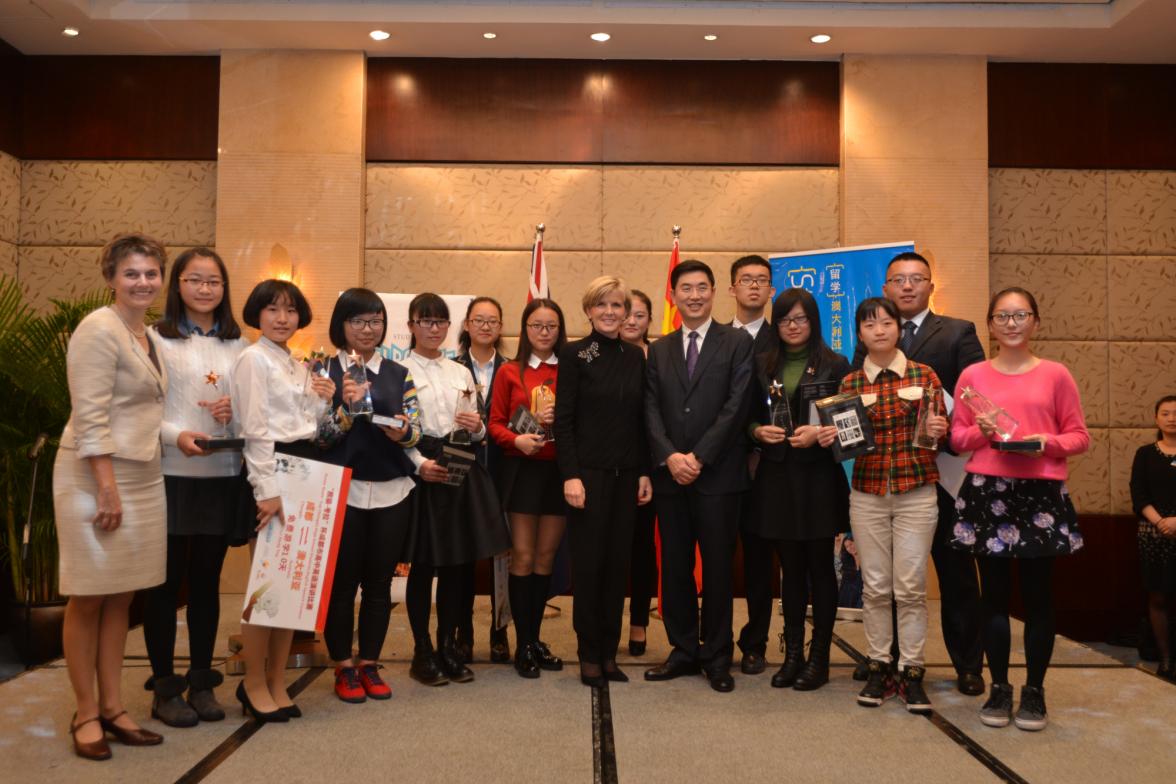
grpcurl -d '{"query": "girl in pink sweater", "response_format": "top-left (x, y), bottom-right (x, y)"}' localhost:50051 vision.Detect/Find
top-left (949, 287), bottom-right (1089, 734)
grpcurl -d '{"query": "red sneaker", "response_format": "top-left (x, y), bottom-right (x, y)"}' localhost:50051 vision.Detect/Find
top-left (359, 663), bottom-right (392, 700)
top-left (334, 666), bottom-right (367, 703)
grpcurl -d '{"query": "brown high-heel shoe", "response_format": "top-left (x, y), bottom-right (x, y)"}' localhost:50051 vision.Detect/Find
top-left (100, 710), bottom-right (163, 746)
top-left (70, 713), bottom-right (112, 761)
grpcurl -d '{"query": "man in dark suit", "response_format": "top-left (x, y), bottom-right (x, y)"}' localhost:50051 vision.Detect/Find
top-left (644, 259), bottom-right (756, 692)
top-left (853, 251), bottom-right (987, 695)
top-left (727, 255), bottom-right (777, 675)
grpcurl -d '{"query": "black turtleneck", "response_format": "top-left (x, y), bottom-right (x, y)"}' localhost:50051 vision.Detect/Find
top-left (554, 330), bottom-right (649, 479)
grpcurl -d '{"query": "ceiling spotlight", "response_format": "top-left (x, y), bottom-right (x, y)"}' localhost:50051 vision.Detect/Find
top-left (704, 34), bottom-right (718, 42)
top-left (369, 30), bottom-right (390, 41)
top-left (483, 32), bottom-right (497, 39)
top-left (810, 34), bottom-right (831, 44)
top-left (590, 32), bottom-right (611, 42)
top-left (62, 27), bottom-right (80, 38)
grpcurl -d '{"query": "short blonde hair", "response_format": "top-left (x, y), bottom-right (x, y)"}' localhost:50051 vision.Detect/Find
top-left (581, 275), bottom-right (630, 314)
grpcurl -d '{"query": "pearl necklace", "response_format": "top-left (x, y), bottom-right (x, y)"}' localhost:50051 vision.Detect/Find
top-left (110, 306), bottom-right (147, 339)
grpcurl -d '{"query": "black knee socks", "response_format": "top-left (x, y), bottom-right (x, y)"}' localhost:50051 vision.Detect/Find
top-left (509, 574), bottom-right (532, 646)
top-left (532, 573), bottom-right (552, 644)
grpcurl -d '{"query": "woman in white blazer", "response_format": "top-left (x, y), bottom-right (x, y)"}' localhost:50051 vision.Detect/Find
top-left (53, 234), bottom-right (170, 760)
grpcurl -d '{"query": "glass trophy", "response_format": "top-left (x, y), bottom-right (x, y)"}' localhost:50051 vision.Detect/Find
top-left (912, 387), bottom-right (942, 451)
top-left (345, 350), bottom-right (374, 417)
top-left (202, 369), bottom-right (230, 438)
top-left (959, 386), bottom-right (1019, 442)
top-left (451, 387), bottom-right (477, 445)
top-left (300, 348), bottom-right (331, 419)
top-left (768, 380), bottom-right (794, 435)
top-left (531, 380), bottom-right (556, 442)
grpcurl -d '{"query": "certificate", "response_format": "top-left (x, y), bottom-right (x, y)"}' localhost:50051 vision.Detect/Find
top-left (242, 455), bottom-right (352, 632)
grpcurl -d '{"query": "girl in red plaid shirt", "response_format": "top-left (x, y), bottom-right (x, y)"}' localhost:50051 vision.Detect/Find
top-left (835, 297), bottom-right (948, 714)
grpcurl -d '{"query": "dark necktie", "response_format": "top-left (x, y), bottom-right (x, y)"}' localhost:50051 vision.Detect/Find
top-left (900, 321), bottom-right (917, 355)
top-left (686, 331), bottom-right (699, 379)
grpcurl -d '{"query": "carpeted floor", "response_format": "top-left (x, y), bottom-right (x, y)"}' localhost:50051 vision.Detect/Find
top-left (3, 595), bottom-right (1174, 783)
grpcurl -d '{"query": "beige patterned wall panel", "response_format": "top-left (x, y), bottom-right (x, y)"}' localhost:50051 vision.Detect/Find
top-left (602, 251), bottom-right (761, 335)
top-left (1109, 428), bottom-right (1155, 517)
top-left (1108, 256), bottom-right (1176, 340)
top-left (0, 151), bottom-right (19, 244)
top-left (365, 249), bottom-right (602, 337)
top-left (366, 165), bottom-right (603, 251)
top-left (1109, 342), bottom-right (1176, 428)
top-left (0, 240), bottom-right (16, 280)
top-left (1067, 427), bottom-right (1110, 515)
top-left (18, 245), bottom-right (182, 313)
top-left (1108, 171), bottom-right (1176, 255)
top-left (601, 168), bottom-right (839, 252)
top-left (988, 254), bottom-right (1107, 341)
top-left (989, 169), bottom-right (1106, 255)
top-left (1033, 340), bottom-right (1109, 428)
top-left (20, 161), bottom-right (216, 247)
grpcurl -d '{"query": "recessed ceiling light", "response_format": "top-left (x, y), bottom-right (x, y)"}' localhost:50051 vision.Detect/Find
top-left (369, 30), bottom-right (390, 41)
top-left (810, 34), bottom-right (831, 44)
top-left (704, 34), bottom-right (718, 42)
top-left (590, 32), bottom-right (611, 42)
top-left (483, 32), bottom-right (497, 40)
top-left (62, 27), bottom-right (80, 38)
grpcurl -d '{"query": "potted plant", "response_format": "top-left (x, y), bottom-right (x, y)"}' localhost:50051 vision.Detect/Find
top-left (0, 276), bottom-right (112, 665)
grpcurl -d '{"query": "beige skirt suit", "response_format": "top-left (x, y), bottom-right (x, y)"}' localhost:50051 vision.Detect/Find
top-left (53, 306), bottom-right (168, 596)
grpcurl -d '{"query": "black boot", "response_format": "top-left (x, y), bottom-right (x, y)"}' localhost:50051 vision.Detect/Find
top-left (770, 627), bottom-right (805, 689)
top-left (186, 669), bottom-right (226, 721)
top-left (531, 573), bottom-right (563, 671)
top-left (410, 641), bottom-right (450, 687)
top-left (151, 674), bottom-right (199, 727)
top-left (440, 638), bottom-right (475, 683)
top-left (793, 628), bottom-right (831, 691)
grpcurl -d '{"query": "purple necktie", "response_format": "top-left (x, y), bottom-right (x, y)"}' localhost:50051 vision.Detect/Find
top-left (686, 331), bottom-right (699, 379)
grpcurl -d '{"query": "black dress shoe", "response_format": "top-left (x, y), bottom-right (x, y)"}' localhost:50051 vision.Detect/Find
top-left (514, 643), bottom-right (541, 679)
top-left (440, 645), bottom-right (475, 684)
top-left (628, 639), bottom-right (647, 656)
top-left (644, 659), bottom-right (700, 681)
top-left (534, 641), bottom-right (563, 671)
top-left (740, 651), bottom-right (766, 675)
top-left (704, 667), bottom-right (735, 693)
top-left (958, 672), bottom-right (986, 696)
top-left (277, 703), bottom-right (301, 719)
top-left (580, 664), bottom-right (606, 688)
top-left (603, 662), bottom-right (629, 683)
top-left (489, 632), bottom-right (512, 664)
top-left (409, 649), bottom-right (450, 687)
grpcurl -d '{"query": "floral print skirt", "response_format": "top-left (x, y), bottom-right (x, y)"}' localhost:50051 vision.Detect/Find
top-left (948, 473), bottom-right (1082, 558)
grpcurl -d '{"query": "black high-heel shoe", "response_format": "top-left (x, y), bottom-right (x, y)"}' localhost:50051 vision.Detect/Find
top-left (603, 661), bottom-right (629, 683)
top-left (278, 704), bottom-right (302, 719)
top-left (628, 639), bottom-right (646, 656)
top-left (235, 682), bottom-right (289, 723)
top-left (580, 664), bottom-right (605, 689)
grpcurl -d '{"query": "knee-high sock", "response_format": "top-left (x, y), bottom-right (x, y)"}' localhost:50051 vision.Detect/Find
top-left (509, 574), bottom-right (532, 646)
top-left (532, 573), bottom-right (552, 644)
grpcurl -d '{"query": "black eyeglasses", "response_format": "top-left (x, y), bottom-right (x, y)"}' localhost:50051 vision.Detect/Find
top-left (991, 311), bottom-right (1034, 326)
top-left (413, 318), bottom-right (450, 330)
top-left (347, 317), bottom-right (385, 330)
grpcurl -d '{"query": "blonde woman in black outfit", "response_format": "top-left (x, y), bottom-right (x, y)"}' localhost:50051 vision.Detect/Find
top-left (556, 276), bottom-right (653, 687)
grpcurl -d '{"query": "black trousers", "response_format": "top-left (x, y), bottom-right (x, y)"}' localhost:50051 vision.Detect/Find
top-left (656, 487), bottom-right (740, 668)
top-left (736, 495), bottom-right (776, 656)
top-left (629, 500), bottom-right (658, 628)
top-left (457, 558), bottom-right (504, 645)
top-left (776, 537), bottom-right (837, 637)
top-left (568, 468), bottom-right (638, 665)
top-left (144, 534), bottom-right (230, 677)
top-left (323, 500), bottom-right (413, 662)
top-left (931, 485), bottom-right (984, 676)
top-left (405, 560), bottom-right (465, 649)
top-left (978, 556), bottom-right (1056, 688)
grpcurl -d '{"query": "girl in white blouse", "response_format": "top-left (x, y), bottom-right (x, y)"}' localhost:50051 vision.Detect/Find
top-left (143, 248), bottom-right (250, 727)
top-left (230, 280), bottom-right (335, 722)
top-left (400, 293), bottom-right (510, 686)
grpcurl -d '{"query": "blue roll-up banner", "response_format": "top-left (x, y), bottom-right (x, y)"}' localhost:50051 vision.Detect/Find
top-left (768, 242), bottom-right (914, 613)
top-left (768, 241), bottom-right (914, 364)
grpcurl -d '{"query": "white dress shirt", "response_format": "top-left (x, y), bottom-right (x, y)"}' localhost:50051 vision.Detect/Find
top-left (401, 349), bottom-right (486, 469)
top-left (469, 350), bottom-right (498, 394)
top-left (335, 349), bottom-right (418, 510)
top-left (153, 328), bottom-right (250, 478)
top-left (680, 317), bottom-right (714, 356)
top-left (731, 315), bottom-right (765, 339)
top-left (903, 308), bottom-right (931, 333)
top-left (231, 336), bottom-right (328, 501)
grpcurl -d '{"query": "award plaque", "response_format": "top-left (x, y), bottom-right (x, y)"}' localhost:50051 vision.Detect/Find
top-left (992, 439), bottom-right (1044, 453)
top-left (815, 393), bottom-right (876, 462)
top-left (194, 437), bottom-right (245, 451)
top-left (799, 380), bottom-right (840, 426)
top-left (531, 380), bottom-right (556, 441)
top-left (435, 444), bottom-right (476, 486)
top-left (509, 405), bottom-right (546, 437)
top-left (345, 350), bottom-right (374, 417)
top-left (959, 386), bottom-right (1019, 442)
top-left (451, 387), bottom-right (477, 445)
top-left (767, 380), bottom-right (794, 435)
top-left (912, 387), bottom-right (943, 451)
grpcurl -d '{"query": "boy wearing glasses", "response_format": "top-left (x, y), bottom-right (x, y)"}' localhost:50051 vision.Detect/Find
top-left (853, 251), bottom-right (988, 696)
top-left (726, 255), bottom-right (778, 676)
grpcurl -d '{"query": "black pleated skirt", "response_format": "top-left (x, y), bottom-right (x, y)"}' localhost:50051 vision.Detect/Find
top-left (498, 456), bottom-right (567, 516)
